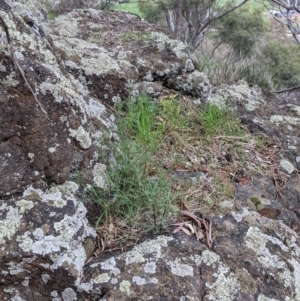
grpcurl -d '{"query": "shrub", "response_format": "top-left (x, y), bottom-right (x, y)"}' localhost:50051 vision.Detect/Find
top-left (262, 41), bottom-right (300, 88)
top-left (196, 51), bottom-right (273, 90)
top-left (213, 7), bottom-right (266, 58)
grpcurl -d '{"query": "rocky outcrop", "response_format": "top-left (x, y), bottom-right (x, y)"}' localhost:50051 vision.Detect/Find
top-left (0, 1), bottom-right (210, 299)
top-left (0, 182), bottom-right (96, 301)
top-left (81, 214), bottom-right (300, 301)
top-left (1, 0), bottom-right (300, 300)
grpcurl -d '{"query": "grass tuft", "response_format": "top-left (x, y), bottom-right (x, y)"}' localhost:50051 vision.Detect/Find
top-left (87, 94), bottom-right (173, 235)
top-left (199, 103), bottom-right (245, 138)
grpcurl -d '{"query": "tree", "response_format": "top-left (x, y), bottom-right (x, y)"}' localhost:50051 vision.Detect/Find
top-left (138, 0), bottom-right (250, 50)
top-left (263, 0), bottom-right (300, 44)
top-left (213, 7), bottom-right (266, 58)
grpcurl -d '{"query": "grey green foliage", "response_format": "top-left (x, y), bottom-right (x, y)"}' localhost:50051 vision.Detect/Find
top-left (213, 7), bottom-right (265, 58)
top-left (262, 41), bottom-right (300, 88)
top-left (200, 103), bottom-right (245, 138)
top-left (88, 94), bottom-right (173, 232)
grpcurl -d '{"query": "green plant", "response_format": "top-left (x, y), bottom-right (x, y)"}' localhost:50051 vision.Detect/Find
top-left (197, 55), bottom-right (216, 73)
top-left (262, 41), bottom-right (300, 89)
top-left (196, 48), bottom-right (274, 89)
top-left (120, 94), bottom-right (163, 151)
top-left (159, 97), bottom-right (186, 130)
top-left (88, 94), bottom-right (173, 232)
top-left (115, 0), bottom-right (143, 16)
top-left (199, 103), bottom-right (244, 138)
top-left (213, 6), bottom-right (266, 58)
top-left (69, 169), bottom-right (83, 185)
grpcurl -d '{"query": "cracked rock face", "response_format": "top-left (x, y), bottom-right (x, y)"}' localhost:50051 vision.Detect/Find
top-left (0, 182), bottom-right (96, 301)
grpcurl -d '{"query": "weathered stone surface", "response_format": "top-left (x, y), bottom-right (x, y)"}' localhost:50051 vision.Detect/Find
top-left (46, 9), bottom-right (210, 105)
top-left (80, 211), bottom-right (300, 300)
top-left (0, 2), bottom-right (116, 197)
top-left (0, 182), bottom-right (96, 301)
top-left (207, 80), bottom-right (265, 111)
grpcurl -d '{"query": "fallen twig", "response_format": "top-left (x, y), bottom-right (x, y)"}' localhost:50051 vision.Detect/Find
top-left (179, 209), bottom-right (213, 248)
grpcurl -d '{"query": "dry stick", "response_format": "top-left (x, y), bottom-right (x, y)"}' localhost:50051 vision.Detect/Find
top-left (273, 85), bottom-right (300, 94)
top-left (0, 15), bottom-right (51, 122)
top-left (180, 210), bottom-right (213, 248)
top-left (12, 53), bottom-right (52, 122)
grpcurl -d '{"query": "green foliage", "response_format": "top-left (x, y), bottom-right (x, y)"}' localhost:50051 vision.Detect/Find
top-left (88, 94), bottom-right (173, 231)
top-left (199, 103), bottom-right (244, 137)
top-left (138, 0), bottom-right (162, 23)
top-left (197, 54), bottom-right (217, 73)
top-left (120, 94), bottom-right (163, 151)
top-left (214, 7), bottom-right (265, 57)
top-left (262, 41), bottom-right (300, 88)
top-left (47, 11), bottom-right (59, 19)
top-left (159, 97), bottom-right (189, 130)
top-left (115, 0), bottom-right (143, 16)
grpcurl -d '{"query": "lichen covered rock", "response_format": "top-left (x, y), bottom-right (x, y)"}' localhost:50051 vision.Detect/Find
top-left (0, 182), bottom-right (96, 301)
top-left (81, 209), bottom-right (300, 300)
top-left (0, 1), bottom-right (116, 197)
top-left (46, 9), bottom-right (209, 105)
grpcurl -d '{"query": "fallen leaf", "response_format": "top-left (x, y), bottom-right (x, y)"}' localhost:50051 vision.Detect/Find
top-left (181, 227), bottom-right (192, 236)
top-left (185, 223), bottom-right (195, 234)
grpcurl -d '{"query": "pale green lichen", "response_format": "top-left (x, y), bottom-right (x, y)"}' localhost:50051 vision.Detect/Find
top-left (200, 250), bottom-right (220, 268)
top-left (69, 126), bottom-right (92, 149)
top-left (0, 71), bottom-right (19, 87)
top-left (207, 80), bottom-right (265, 111)
top-left (54, 199), bottom-right (67, 208)
top-left (257, 295), bottom-right (279, 301)
top-left (206, 273), bottom-right (240, 301)
top-left (169, 262), bottom-right (193, 277)
top-left (280, 159), bottom-right (295, 174)
top-left (82, 54), bottom-right (120, 75)
top-left (48, 147), bottom-right (56, 153)
top-left (144, 262), bottom-right (156, 274)
top-left (0, 207), bottom-right (22, 242)
top-left (16, 199), bottom-right (34, 214)
top-left (270, 115), bottom-right (300, 127)
top-left (119, 235), bottom-right (173, 265)
top-left (245, 227), bottom-right (286, 268)
top-left (94, 273), bottom-right (110, 284)
top-left (231, 207), bottom-right (251, 222)
top-left (57, 181), bottom-right (79, 197)
top-left (92, 163), bottom-right (108, 189)
top-left (51, 16), bottom-right (79, 37)
top-left (16, 232), bottom-right (33, 252)
top-left (28, 153), bottom-right (35, 159)
top-left (288, 257), bottom-right (300, 299)
top-left (119, 280), bottom-right (131, 294)
top-left (150, 32), bottom-right (192, 60)
top-left (100, 257), bottom-right (117, 270)
top-left (132, 276), bottom-right (146, 285)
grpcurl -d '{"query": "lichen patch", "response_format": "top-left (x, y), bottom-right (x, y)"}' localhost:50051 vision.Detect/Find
top-left (0, 207), bottom-right (22, 242)
top-left (94, 273), bottom-right (110, 284)
top-left (69, 126), bottom-right (92, 150)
